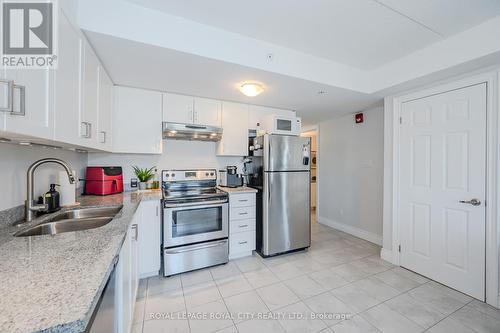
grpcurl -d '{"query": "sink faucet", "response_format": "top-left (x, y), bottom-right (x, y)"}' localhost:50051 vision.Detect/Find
top-left (25, 158), bottom-right (76, 223)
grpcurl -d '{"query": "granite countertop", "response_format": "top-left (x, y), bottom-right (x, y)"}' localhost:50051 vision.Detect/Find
top-left (217, 186), bottom-right (258, 194)
top-left (0, 191), bottom-right (162, 333)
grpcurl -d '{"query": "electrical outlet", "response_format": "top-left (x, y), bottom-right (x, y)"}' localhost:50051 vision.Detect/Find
top-left (130, 178), bottom-right (138, 188)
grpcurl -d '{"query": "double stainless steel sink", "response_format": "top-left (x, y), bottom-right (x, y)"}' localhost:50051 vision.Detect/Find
top-left (15, 206), bottom-right (123, 237)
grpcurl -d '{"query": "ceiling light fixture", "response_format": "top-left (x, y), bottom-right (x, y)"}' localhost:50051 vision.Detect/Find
top-left (239, 82), bottom-right (264, 97)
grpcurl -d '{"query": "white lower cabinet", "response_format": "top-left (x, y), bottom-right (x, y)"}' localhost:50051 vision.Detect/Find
top-left (138, 200), bottom-right (161, 278)
top-left (228, 193), bottom-right (256, 259)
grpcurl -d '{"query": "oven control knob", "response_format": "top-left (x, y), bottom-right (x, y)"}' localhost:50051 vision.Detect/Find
top-left (210, 172), bottom-right (214, 176)
top-left (205, 172), bottom-right (209, 176)
top-left (171, 173), bottom-right (175, 177)
top-left (165, 173), bottom-right (170, 178)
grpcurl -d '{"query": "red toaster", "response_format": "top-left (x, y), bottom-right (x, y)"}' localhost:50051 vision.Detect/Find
top-left (85, 167), bottom-right (124, 195)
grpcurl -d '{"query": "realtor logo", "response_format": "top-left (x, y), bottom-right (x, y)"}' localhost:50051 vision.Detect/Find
top-left (2, 0), bottom-right (58, 68)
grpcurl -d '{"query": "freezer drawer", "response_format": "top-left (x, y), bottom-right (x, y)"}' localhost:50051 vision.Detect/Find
top-left (261, 171), bottom-right (310, 256)
top-left (163, 239), bottom-right (228, 276)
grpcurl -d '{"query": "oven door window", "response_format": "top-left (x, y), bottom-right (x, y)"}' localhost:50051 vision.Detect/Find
top-left (172, 206), bottom-right (223, 238)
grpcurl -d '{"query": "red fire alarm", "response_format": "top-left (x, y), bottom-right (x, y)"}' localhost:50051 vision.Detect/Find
top-left (355, 113), bottom-right (364, 124)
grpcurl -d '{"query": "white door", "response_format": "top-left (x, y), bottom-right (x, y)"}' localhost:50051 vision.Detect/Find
top-left (138, 200), bottom-right (161, 278)
top-left (194, 97), bottom-right (221, 127)
top-left (399, 83), bottom-right (486, 300)
top-left (163, 92), bottom-right (193, 124)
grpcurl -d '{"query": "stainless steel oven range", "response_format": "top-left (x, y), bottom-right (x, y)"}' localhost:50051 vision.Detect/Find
top-left (162, 169), bottom-right (229, 276)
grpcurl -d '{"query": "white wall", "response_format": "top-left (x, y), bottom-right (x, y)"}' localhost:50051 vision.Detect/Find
top-left (88, 140), bottom-right (244, 184)
top-left (0, 143), bottom-right (88, 211)
top-left (317, 106), bottom-right (384, 245)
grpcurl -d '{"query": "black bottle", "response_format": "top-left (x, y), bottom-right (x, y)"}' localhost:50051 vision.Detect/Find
top-left (45, 184), bottom-right (61, 213)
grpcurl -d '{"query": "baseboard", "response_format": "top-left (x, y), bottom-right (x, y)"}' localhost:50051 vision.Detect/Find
top-left (380, 248), bottom-right (393, 264)
top-left (318, 216), bottom-right (383, 246)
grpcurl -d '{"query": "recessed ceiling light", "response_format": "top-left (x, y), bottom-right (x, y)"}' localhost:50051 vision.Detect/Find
top-left (239, 82), bottom-right (264, 97)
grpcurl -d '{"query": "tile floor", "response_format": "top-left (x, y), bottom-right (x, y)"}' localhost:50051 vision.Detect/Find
top-left (132, 222), bottom-right (500, 333)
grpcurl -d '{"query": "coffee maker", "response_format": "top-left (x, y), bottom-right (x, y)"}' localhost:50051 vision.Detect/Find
top-left (218, 166), bottom-right (243, 188)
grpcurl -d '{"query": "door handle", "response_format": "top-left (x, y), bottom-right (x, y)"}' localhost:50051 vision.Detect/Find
top-left (81, 122), bottom-right (91, 138)
top-left (459, 198), bottom-right (481, 206)
top-left (131, 224), bottom-right (138, 241)
top-left (12, 84), bottom-right (25, 116)
top-left (0, 79), bottom-right (14, 113)
top-left (99, 131), bottom-right (106, 143)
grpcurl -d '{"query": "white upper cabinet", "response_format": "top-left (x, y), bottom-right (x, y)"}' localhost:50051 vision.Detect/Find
top-left (0, 69), bottom-right (8, 131)
top-left (97, 66), bottom-right (113, 151)
top-left (81, 41), bottom-right (100, 148)
top-left (217, 102), bottom-right (249, 156)
top-left (3, 67), bottom-right (53, 140)
top-left (194, 97), bottom-right (221, 127)
top-left (248, 105), bottom-right (295, 130)
top-left (113, 86), bottom-right (163, 154)
top-left (163, 93), bottom-right (221, 127)
top-left (162, 93), bottom-right (193, 124)
top-left (53, 9), bottom-right (82, 146)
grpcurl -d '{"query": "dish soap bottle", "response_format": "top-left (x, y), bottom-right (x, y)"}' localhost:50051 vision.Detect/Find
top-left (45, 184), bottom-right (61, 213)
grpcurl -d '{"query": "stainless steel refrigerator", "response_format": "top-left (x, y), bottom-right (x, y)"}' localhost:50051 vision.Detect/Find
top-left (251, 134), bottom-right (311, 257)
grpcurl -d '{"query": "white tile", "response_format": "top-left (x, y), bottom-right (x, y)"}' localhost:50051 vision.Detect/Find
top-left (468, 300), bottom-right (500, 321)
top-left (181, 269), bottom-right (213, 288)
top-left (331, 315), bottom-right (380, 333)
top-left (304, 292), bottom-right (355, 326)
top-left (360, 303), bottom-right (423, 333)
top-left (262, 255), bottom-right (292, 267)
top-left (274, 301), bottom-right (327, 333)
top-left (243, 267), bottom-right (280, 289)
top-left (450, 306), bottom-right (500, 333)
top-left (309, 250), bottom-right (348, 266)
top-left (236, 319), bottom-right (286, 333)
top-left (427, 317), bottom-right (476, 333)
top-left (147, 275), bottom-right (182, 297)
top-left (137, 278), bottom-right (148, 299)
top-left (407, 283), bottom-right (470, 315)
top-left (131, 322), bottom-right (143, 333)
top-left (183, 281), bottom-right (221, 309)
top-left (188, 300), bottom-right (234, 333)
top-left (214, 326), bottom-right (238, 333)
top-left (331, 284), bottom-right (380, 313)
top-left (351, 277), bottom-right (400, 302)
top-left (330, 263), bottom-right (371, 282)
top-left (284, 275), bottom-right (326, 299)
top-left (269, 262), bottom-right (305, 281)
top-left (234, 255), bottom-right (266, 273)
top-left (215, 274), bottom-right (253, 298)
top-left (385, 294), bottom-right (446, 329)
top-left (372, 269), bottom-right (421, 292)
top-left (256, 282), bottom-right (300, 311)
top-left (210, 262), bottom-right (241, 280)
top-left (391, 267), bottom-right (429, 284)
top-left (144, 289), bottom-right (185, 321)
top-left (350, 258), bottom-right (391, 275)
top-left (133, 298), bottom-right (145, 324)
top-left (142, 313), bottom-right (190, 333)
top-left (427, 281), bottom-right (472, 304)
top-left (290, 257), bottom-right (325, 274)
top-left (224, 290), bottom-right (269, 323)
top-left (308, 269), bottom-right (349, 290)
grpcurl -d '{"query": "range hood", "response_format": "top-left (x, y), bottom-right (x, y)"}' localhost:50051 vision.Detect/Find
top-left (162, 122), bottom-right (223, 142)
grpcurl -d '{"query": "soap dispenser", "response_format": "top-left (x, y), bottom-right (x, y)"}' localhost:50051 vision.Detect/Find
top-left (44, 184), bottom-right (61, 213)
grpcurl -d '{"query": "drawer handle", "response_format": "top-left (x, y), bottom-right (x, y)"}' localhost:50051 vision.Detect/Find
top-left (238, 199), bottom-right (248, 202)
top-left (238, 241), bottom-right (248, 245)
top-left (238, 212), bottom-right (248, 215)
top-left (239, 224), bottom-right (248, 228)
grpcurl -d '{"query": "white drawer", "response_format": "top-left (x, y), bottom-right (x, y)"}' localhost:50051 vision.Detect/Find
top-left (229, 231), bottom-right (255, 255)
top-left (229, 193), bottom-right (256, 207)
top-left (230, 218), bottom-right (256, 234)
top-left (230, 206), bottom-right (256, 220)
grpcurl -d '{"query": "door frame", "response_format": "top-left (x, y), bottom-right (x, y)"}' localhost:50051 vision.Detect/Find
top-left (301, 125), bottom-right (320, 220)
top-left (388, 70), bottom-right (499, 306)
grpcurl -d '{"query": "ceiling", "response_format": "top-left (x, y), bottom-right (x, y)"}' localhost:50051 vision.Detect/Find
top-left (123, 0), bottom-right (500, 70)
top-left (85, 31), bottom-right (381, 125)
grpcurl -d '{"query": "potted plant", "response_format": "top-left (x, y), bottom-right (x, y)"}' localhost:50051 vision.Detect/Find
top-left (132, 166), bottom-right (156, 190)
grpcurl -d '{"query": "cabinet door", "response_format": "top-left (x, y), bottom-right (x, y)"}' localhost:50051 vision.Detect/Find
top-left (138, 200), bottom-right (161, 278)
top-left (97, 66), bottom-right (113, 151)
top-left (248, 105), bottom-right (295, 130)
top-left (163, 93), bottom-right (193, 124)
top-left (116, 227), bottom-right (132, 333)
top-left (194, 97), bottom-right (221, 127)
top-left (4, 67), bottom-right (53, 139)
top-left (217, 102), bottom-right (249, 156)
top-left (54, 10), bottom-right (82, 145)
top-left (113, 86), bottom-right (163, 154)
top-left (0, 68), bottom-right (7, 131)
top-left (81, 41), bottom-right (99, 148)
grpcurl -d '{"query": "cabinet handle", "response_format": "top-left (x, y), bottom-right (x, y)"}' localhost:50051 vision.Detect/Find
top-left (238, 212), bottom-right (248, 215)
top-left (156, 205), bottom-right (159, 217)
top-left (81, 122), bottom-right (91, 138)
top-left (100, 131), bottom-right (106, 143)
top-left (239, 224), bottom-right (248, 228)
top-left (189, 110), bottom-right (193, 122)
top-left (194, 110), bottom-right (198, 123)
top-left (238, 241), bottom-right (248, 245)
top-left (0, 79), bottom-right (14, 113)
top-left (131, 224), bottom-right (138, 241)
top-left (11, 84), bottom-right (26, 116)
top-left (238, 199), bottom-right (248, 202)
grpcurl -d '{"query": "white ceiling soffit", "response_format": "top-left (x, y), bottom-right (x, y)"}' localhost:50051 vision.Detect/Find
top-left (79, 0), bottom-right (500, 95)
top-left (84, 31), bottom-right (381, 125)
